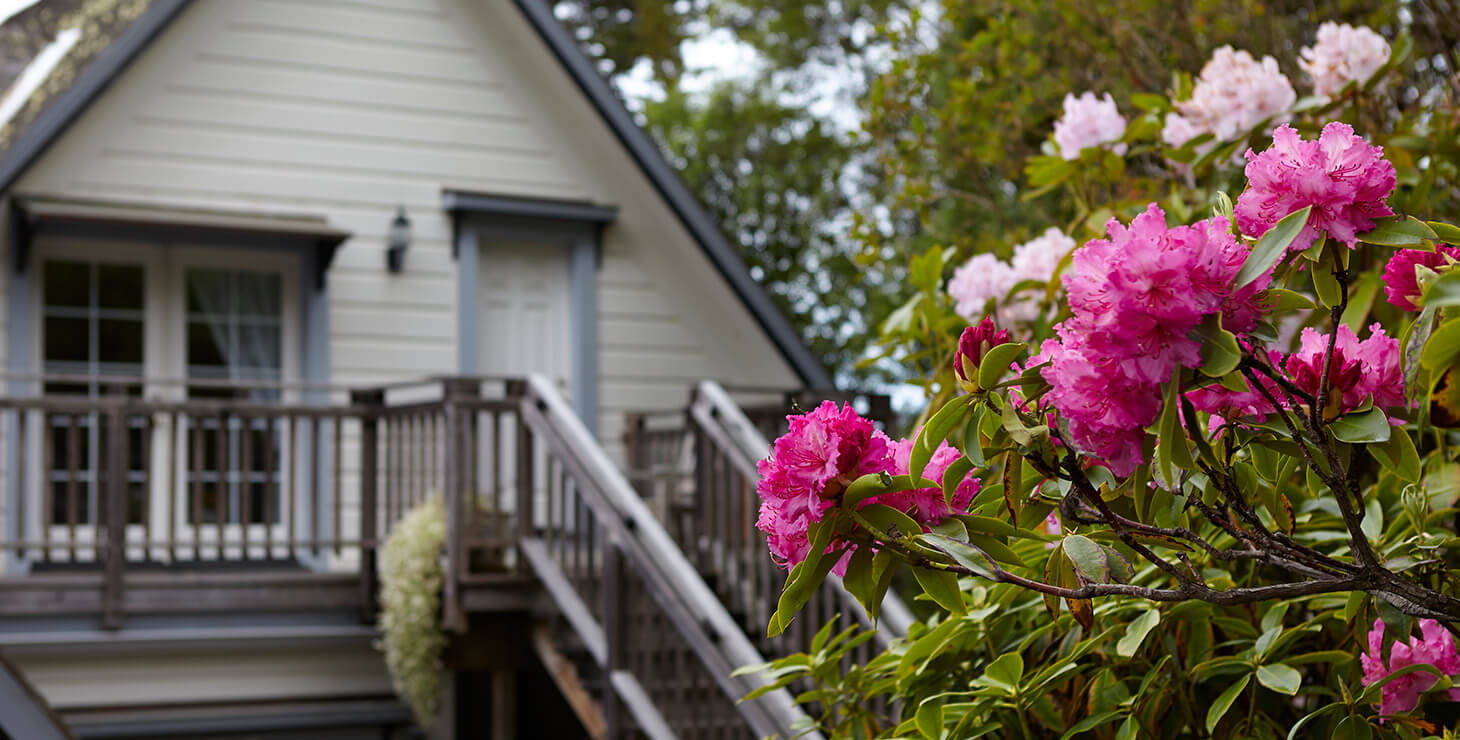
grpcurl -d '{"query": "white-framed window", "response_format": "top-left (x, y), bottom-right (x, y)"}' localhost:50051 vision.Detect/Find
top-left (30, 240), bottom-right (302, 560)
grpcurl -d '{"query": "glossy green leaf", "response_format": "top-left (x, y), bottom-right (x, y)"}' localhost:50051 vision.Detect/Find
top-left (915, 700), bottom-right (943, 740)
top-left (1062, 534), bottom-right (1109, 583)
top-left (1421, 317), bottom-right (1460, 371)
top-left (1237, 206), bottom-right (1310, 287)
top-left (922, 533), bottom-right (999, 581)
top-left (1368, 428), bottom-right (1421, 484)
top-left (1422, 269), bottom-right (1460, 309)
top-left (1198, 323), bottom-right (1241, 377)
top-left (978, 342), bottom-right (1027, 391)
top-left (1205, 674), bottom-right (1250, 733)
top-left (912, 566), bottom-right (966, 615)
top-left (1256, 664), bottom-right (1301, 695)
top-left (1330, 407), bottom-right (1392, 443)
top-left (1116, 609), bottom-right (1160, 658)
top-left (1059, 711), bottom-right (1124, 740)
top-left (1357, 215), bottom-right (1436, 246)
top-left (1332, 716), bottom-right (1373, 740)
top-left (1313, 262), bottom-right (1342, 308)
top-left (985, 652), bottom-right (1024, 689)
top-left (912, 395), bottom-right (975, 482)
top-left (1428, 220), bottom-right (1460, 244)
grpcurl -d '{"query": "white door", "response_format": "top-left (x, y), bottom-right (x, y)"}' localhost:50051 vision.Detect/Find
top-left (477, 242), bottom-right (573, 537)
top-left (478, 242), bottom-right (572, 385)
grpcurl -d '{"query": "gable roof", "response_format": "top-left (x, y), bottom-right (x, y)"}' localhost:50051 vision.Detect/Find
top-left (0, 0), bottom-right (833, 389)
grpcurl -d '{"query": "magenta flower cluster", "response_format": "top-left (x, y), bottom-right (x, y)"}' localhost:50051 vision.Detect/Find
top-left (1037, 204), bottom-right (1265, 475)
top-left (1383, 246), bottom-right (1460, 311)
top-left (755, 401), bottom-right (893, 569)
top-left (1285, 324), bottom-right (1406, 419)
top-left (1236, 122), bottom-right (1397, 253)
top-left (1362, 619), bottom-right (1460, 717)
top-left (754, 402), bottom-right (980, 571)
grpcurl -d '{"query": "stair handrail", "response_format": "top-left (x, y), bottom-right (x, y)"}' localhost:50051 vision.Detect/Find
top-left (691, 380), bottom-right (916, 642)
top-left (522, 374), bottom-right (821, 740)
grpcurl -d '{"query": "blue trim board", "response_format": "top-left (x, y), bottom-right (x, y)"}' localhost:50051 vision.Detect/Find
top-left (569, 236), bottom-right (599, 435)
top-left (455, 227), bottom-right (480, 375)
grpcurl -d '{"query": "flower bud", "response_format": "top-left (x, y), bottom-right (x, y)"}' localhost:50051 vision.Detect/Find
top-left (954, 318), bottom-right (1011, 392)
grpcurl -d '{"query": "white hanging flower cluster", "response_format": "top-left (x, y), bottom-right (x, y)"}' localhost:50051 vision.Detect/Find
top-left (377, 498), bottom-right (448, 729)
top-left (1300, 22), bottom-right (1390, 97)
top-left (1161, 46), bottom-right (1296, 147)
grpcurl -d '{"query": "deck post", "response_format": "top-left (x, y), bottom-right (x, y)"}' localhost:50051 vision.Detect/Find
top-left (441, 377), bottom-right (476, 633)
top-left (601, 541), bottom-right (625, 739)
top-left (101, 385), bottom-right (128, 630)
top-left (352, 388), bottom-right (385, 623)
top-left (508, 380), bottom-right (534, 574)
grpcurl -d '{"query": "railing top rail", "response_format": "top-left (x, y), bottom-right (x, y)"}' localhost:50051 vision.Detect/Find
top-left (0, 372), bottom-right (531, 395)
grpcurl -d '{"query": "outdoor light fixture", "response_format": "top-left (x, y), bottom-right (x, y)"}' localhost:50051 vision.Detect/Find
top-left (386, 206), bottom-right (412, 273)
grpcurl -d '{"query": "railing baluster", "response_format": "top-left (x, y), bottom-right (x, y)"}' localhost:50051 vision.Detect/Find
top-left (216, 410), bottom-right (228, 561)
top-left (240, 412), bottom-right (253, 560)
top-left (262, 414), bottom-right (274, 560)
top-left (602, 542), bottom-right (625, 739)
top-left (167, 411), bottom-right (177, 563)
top-left (191, 414), bottom-right (203, 560)
top-left (101, 387), bottom-right (128, 629)
top-left (287, 414), bottom-right (298, 560)
top-left (310, 416), bottom-right (320, 559)
top-left (353, 389), bottom-right (383, 623)
top-left (67, 413), bottom-right (79, 560)
top-left (333, 414), bottom-right (343, 556)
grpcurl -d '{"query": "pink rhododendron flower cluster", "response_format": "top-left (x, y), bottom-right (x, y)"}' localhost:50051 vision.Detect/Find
top-left (755, 402), bottom-right (892, 569)
top-left (1236, 122), bottom-right (1397, 253)
top-left (1039, 204), bottom-right (1266, 475)
top-left (1052, 91), bottom-right (1127, 161)
top-left (1300, 22), bottom-right (1390, 97)
top-left (949, 228), bottom-right (1076, 324)
top-left (1361, 618), bottom-right (1460, 717)
top-left (1284, 323), bottom-right (1407, 420)
top-left (1383, 246), bottom-right (1460, 311)
top-left (885, 438), bottom-right (980, 526)
top-left (1161, 46), bottom-right (1296, 148)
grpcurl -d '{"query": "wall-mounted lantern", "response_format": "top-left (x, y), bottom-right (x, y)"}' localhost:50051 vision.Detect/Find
top-left (386, 206), bottom-right (412, 273)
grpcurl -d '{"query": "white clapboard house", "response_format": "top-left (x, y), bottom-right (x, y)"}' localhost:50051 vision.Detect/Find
top-left (0, 1), bottom-right (921, 738)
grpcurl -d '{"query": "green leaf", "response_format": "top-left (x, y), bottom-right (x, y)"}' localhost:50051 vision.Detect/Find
top-left (1116, 609), bottom-right (1160, 658)
top-left (922, 533), bottom-right (999, 580)
top-left (1403, 306), bottom-right (1438, 401)
top-left (963, 406), bottom-right (986, 467)
top-left (841, 547), bottom-right (877, 615)
top-left (1424, 270), bottom-right (1460, 310)
top-left (1421, 317), bottom-right (1460, 372)
top-left (1287, 704), bottom-right (1344, 740)
top-left (1263, 288), bottom-right (1315, 312)
top-left (941, 456), bottom-right (975, 510)
top-left (1115, 716), bottom-right (1137, 740)
top-left (912, 395), bottom-right (975, 481)
top-left (1237, 206), bottom-right (1311, 287)
top-left (1332, 716), bottom-right (1372, 740)
top-left (769, 545), bottom-right (843, 637)
top-left (859, 504), bottom-right (923, 542)
top-left (1357, 662), bottom-right (1450, 705)
top-left (957, 514), bottom-right (1043, 540)
top-left (1428, 220), bottom-right (1460, 244)
top-left (1060, 711), bottom-right (1124, 740)
top-left (1155, 373), bottom-right (1192, 485)
top-left (968, 534), bottom-right (1024, 567)
top-left (910, 248), bottom-right (945, 293)
top-left (1330, 407), bottom-right (1392, 444)
top-left (1198, 321), bottom-right (1241, 377)
top-left (912, 566), bottom-right (966, 615)
top-left (1357, 215), bottom-right (1437, 246)
top-left (1062, 534), bottom-right (1109, 583)
top-left (1256, 664), bottom-right (1301, 695)
top-left (1313, 262), bottom-right (1342, 308)
top-left (1255, 625), bottom-right (1283, 658)
top-left (915, 700), bottom-right (943, 740)
top-left (842, 471), bottom-right (896, 509)
top-left (985, 652), bottom-right (1024, 689)
top-left (1369, 429), bottom-right (1421, 484)
top-left (1205, 674), bottom-right (1251, 733)
top-left (978, 342), bottom-right (1027, 391)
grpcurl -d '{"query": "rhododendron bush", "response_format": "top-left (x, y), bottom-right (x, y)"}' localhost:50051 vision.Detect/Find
top-left (751, 21), bottom-right (1460, 740)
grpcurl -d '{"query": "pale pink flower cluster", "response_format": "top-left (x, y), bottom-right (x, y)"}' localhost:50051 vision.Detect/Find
top-left (1162, 46), bottom-right (1296, 147)
top-left (949, 228), bottom-right (1076, 325)
top-left (755, 401), bottom-right (893, 569)
top-left (1053, 92), bottom-right (1127, 161)
top-left (1236, 122), bottom-right (1397, 252)
top-left (1361, 618), bottom-right (1460, 717)
top-left (1038, 204), bottom-right (1267, 475)
top-left (1300, 22), bottom-right (1390, 97)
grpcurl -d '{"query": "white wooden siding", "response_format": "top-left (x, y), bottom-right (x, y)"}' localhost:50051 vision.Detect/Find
top-left (16, 0), bottom-right (800, 438)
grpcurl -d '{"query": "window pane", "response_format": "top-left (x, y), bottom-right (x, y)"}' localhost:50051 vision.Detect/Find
top-left (187, 321), bottom-right (228, 369)
top-left (97, 264), bottom-right (144, 310)
top-left (43, 316), bottom-right (88, 363)
top-left (186, 269), bottom-right (232, 315)
top-left (43, 260), bottom-right (90, 308)
top-left (236, 325), bottom-right (281, 376)
top-left (98, 319), bottom-right (144, 365)
top-left (236, 272), bottom-right (280, 318)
